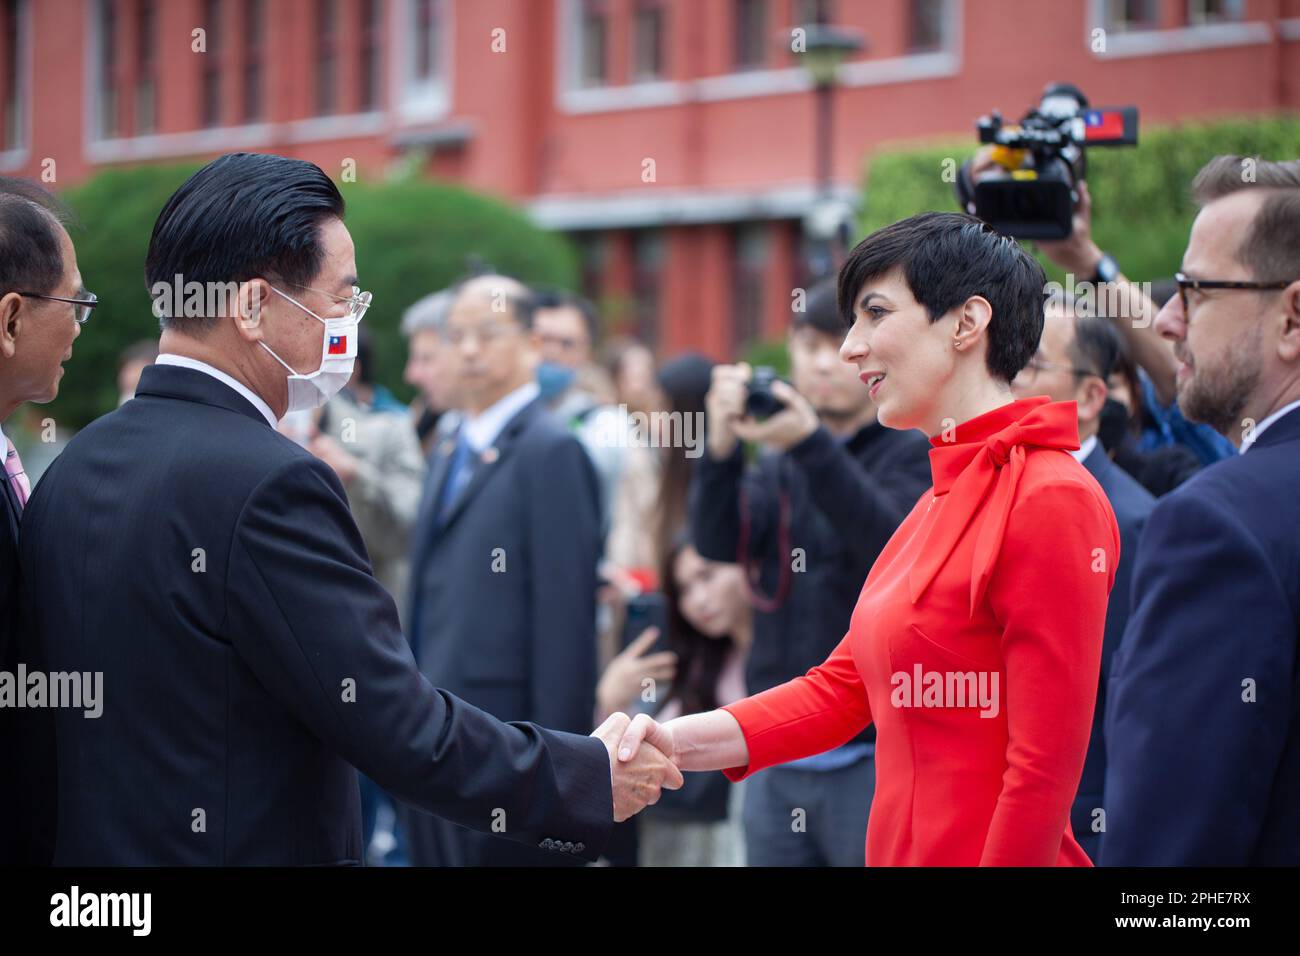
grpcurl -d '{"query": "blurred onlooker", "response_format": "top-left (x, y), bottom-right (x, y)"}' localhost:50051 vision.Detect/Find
top-left (597, 537), bottom-right (751, 867)
top-left (1103, 155), bottom-right (1300, 865)
top-left (693, 279), bottom-right (932, 867)
top-left (1010, 297), bottom-right (1155, 861)
top-left (969, 149), bottom-right (1236, 468)
top-left (603, 337), bottom-right (660, 415)
top-left (532, 288), bottom-right (629, 537)
top-left (1098, 336), bottom-right (1202, 496)
top-left (117, 340), bottom-right (159, 406)
top-left (400, 288), bottom-right (460, 455)
top-left (650, 352), bottom-right (713, 569)
top-left (402, 274), bottom-right (602, 866)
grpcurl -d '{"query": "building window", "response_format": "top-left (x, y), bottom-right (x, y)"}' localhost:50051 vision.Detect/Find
top-left (1187, 0), bottom-right (1244, 24)
top-left (359, 0), bottom-right (382, 111)
top-left (631, 0), bottom-right (665, 81)
top-left (241, 0), bottom-right (265, 122)
top-left (734, 0), bottom-right (766, 70)
top-left (412, 0), bottom-right (438, 82)
top-left (200, 0), bottom-right (221, 127)
top-left (908, 0), bottom-right (945, 51)
top-left (731, 224), bottom-right (768, 353)
top-left (793, 0), bottom-right (833, 26)
top-left (134, 0), bottom-right (156, 134)
top-left (579, 0), bottom-right (608, 88)
top-left (0, 0), bottom-right (24, 151)
top-left (1105, 0), bottom-right (1159, 31)
top-left (315, 0), bottom-right (338, 115)
top-left (632, 229), bottom-right (664, 350)
top-left (576, 232), bottom-right (607, 307)
top-left (99, 0), bottom-right (120, 137)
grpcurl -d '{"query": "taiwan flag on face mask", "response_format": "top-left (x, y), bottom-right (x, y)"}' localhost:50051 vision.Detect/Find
top-left (328, 334), bottom-right (348, 355)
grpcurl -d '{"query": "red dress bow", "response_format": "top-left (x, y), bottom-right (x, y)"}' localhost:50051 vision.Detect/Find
top-left (908, 398), bottom-right (1081, 616)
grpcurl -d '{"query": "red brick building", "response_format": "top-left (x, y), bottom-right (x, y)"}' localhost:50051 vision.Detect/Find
top-left (1, 0), bottom-right (1297, 354)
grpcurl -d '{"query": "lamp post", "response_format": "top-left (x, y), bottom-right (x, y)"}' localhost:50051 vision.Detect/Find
top-left (798, 22), bottom-right (864, 279)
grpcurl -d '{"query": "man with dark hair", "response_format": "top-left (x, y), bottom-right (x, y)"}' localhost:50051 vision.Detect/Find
top-left (0, 177), bottom-right (92, 864)
top-left (19, 153), bottom-right (679, 865)
top-left (694, 278), bottom-right (932, 866)
top-left (404, 273), bottom-right (607, 866)
top-left (1103, 156), bottom-right (1300, 865)
top-left (1011, 297), bottom-right (1154, 861)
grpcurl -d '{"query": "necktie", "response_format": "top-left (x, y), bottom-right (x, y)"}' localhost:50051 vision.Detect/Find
top-left (5, 437), bottom-right (30, 509)
top-left (437, 433), bottom-right (474, 523)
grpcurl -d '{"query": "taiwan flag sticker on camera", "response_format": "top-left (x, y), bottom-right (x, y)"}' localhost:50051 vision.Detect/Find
top-left (328, 334), bottom-right (348, 355)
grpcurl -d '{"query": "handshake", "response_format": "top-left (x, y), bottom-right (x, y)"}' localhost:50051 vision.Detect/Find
top-left (592, 712), bottom-right (681, 822)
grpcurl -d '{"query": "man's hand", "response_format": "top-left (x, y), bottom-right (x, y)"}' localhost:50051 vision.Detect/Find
top-left (1035, 179), bottom-right (1103, 277)
top-left (592, 712), bottom-right (683, 823)
top-left (732, 380), bottom-right (819, 454)
top-left (705, 362), bottom-right (752, 461)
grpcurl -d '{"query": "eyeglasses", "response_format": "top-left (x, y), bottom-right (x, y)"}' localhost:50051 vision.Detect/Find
top-left (282, 282), bottom-right (373, 323)
top-left (1021, 356), bottom-right (1097, 382)
top-left (1174, 272), bottom-right (1292, 320)
top-left (16, 290), bottom-right (98, 325)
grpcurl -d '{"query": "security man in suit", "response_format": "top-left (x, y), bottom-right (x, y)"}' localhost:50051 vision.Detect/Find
top-left (403, 273), bottom-right (605, 865)
top-left (1103, 156), bottom-right (1300, 865)
top-left (18, 153), bottom-right (680, 865)
top-left (0, 178), bottom-right (92, 864)
top-left (1012, 300), bottom-right (1155, 861)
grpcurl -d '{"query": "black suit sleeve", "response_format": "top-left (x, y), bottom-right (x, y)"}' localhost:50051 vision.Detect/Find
top-left (788, 427), bottom-right (931, 568)
top-left (224, 455), bottom-right (613, 860)
top-left (1101, 489), bottom-right (1293, 865)
top-left (523, 433), bottom-right (601, 733)
top-left (692, 445), bottom-right (776, 564)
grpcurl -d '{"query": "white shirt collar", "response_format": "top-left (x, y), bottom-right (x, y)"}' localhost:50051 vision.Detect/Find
top-left (1070, 433), bottom-right (1099, 465)
top-left (154, 354), bottom-right (279, 428)
top-left (1240, 398), bottom-right (1300, 454)
top-left (461, 381), bottom-right (540, 453)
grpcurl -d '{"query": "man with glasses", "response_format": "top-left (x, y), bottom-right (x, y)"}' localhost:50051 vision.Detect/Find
top-left (403, 273), bottom-right (606, 866)
top-left (17, 153), bottom-right (680, 866)
top-left (1102, 155), bottom-right (1300, 865)
top-left (1011, 296), bottom-right (1155, 862)
top-left (0, 178), bottom-right (94, 864)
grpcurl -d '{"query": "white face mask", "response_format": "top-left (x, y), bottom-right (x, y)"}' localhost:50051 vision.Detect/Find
top-left (260, 286), bottom-right (359, 413)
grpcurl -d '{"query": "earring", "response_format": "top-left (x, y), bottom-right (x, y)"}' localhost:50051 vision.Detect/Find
top-left (954, 339), bottom-right (964, 350)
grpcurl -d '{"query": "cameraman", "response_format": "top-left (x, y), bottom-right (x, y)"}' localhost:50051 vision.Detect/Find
top-left (693, 279), bottom-right (931, 866)
top-left (967, 149), bottom-right (1235, 467)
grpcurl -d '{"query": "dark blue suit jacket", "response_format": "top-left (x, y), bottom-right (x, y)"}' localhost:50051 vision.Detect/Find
top-left (1102, 404), bottom-right (1300, 865)
top-left (17, 365), bottom-right (612, 865)
top-left (1072, 440), bottom-right (1154, 861)
top-left (0, 448), bottom-right (27, 862)
top-left (407, 395), bottom-right (600, 733)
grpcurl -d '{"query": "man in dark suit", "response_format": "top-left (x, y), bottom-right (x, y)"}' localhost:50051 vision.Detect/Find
top-left (403, 273), bottom-right (604, 866)
top-left (1012, 302), bottom-right (1155, 861)
top-left (1102, 155), bottom-right (1300, 865)
top-left (18, 153), bottom-right (680, 866)
top-left (0, 179), bottom-right (92, 864)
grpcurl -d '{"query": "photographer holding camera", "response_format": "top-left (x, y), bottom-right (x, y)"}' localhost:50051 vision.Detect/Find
top-left (692, 279), bottom-right (931, 866)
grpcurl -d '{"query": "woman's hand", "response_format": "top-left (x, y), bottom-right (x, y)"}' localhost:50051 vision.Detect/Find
top-left (617, 713), bottom-right (678, 766)
top-left (596, 628), bottom-right (677, 720)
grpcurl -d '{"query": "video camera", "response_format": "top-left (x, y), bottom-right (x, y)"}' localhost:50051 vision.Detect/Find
top-left (955, 83), bottom-right (1138, 240)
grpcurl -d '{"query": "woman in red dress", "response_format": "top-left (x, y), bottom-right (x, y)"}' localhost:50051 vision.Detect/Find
top-left (618, 212), bottom-right (1119, 866)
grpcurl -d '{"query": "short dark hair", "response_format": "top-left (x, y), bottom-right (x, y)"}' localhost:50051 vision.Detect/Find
top-left (1067, 315), bottom-right (1121, 382)
top-left (790, 277), bottom-right (841, 336)
top-left (0, 177), bottom-right (72, 297)
top-left (532, 287), bottom-right (600, 345)
top-left (146, 153), bottom-right (345, 332)
top-left (1191, 155), bottom-right (1300, 286)
top-left (837, 211), bottom-right (1046, 382)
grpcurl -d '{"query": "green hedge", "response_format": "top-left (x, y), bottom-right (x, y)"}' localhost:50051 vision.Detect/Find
top-left (857, 113), bottom-right (1300, 283)
top-left (47, 164), bottom-right (578, 429)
